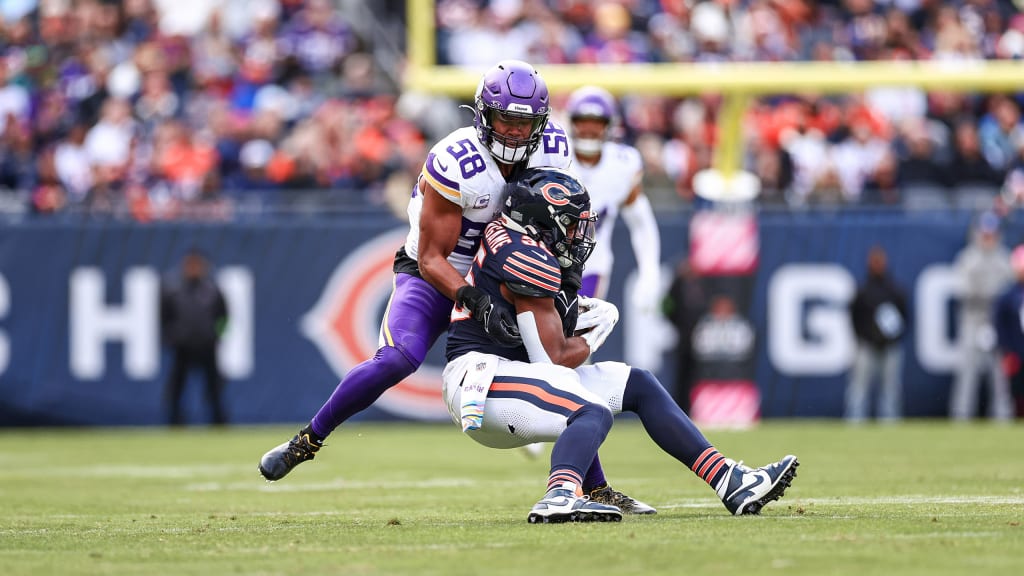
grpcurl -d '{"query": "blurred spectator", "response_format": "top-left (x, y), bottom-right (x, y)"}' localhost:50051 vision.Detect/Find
top-left (978, 95), bottom-right (1024, 172)
top-left (896, 120), bottom-right (948, 188)
top-left (846, 245), bottom-right (908, 423)
top-left (832, 105), bottom-right (891, 203)
top-left (948, 119), bottom-right (1005, 208)
top-left (661, 259), bottom-right (707, 413)
top-left (279, 0), bottom-right (356, 78)
top-left (53, 122), bottom-right (93, 204)
top-left (950, 212), bottom-right (1015, 421)
top-left (160, 248), bottom-right (229, 426)
top-left (994, 244), bottom-right (1024, 419)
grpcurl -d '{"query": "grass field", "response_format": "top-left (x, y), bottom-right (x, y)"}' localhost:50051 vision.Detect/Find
top-left (1, 420), bottom-right (1022, 575)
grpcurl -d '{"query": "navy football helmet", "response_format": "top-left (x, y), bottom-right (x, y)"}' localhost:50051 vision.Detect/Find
top-left (503, 167), bottom-right (597, 268)
top-left (566, 85), bottom-right (617, 156)
top-left (473, 60), bottom-right (550, 164)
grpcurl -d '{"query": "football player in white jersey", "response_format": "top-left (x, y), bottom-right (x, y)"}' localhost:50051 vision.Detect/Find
top-left (566, 86), bottom-right (661, 309)
top-left (258, 61), bottom-right (650, 513)
top-left (442, 167), bottom-right (799, 522)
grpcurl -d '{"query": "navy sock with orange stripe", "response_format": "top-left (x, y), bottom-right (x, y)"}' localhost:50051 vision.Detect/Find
top-left (622, 368), bottom-right (728, 488)
top-left (548, 403), bottom-right (613, 493)
top-left (546, 468), bottom-right (584, 494)
top-left (690, 448), bottom-right (729, 488)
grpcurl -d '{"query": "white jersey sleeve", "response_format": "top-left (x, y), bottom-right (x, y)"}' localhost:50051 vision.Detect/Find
top-left (575, 141), bottom-right (644, 277)
top-left (404, 128), bottom-right (507, 276)
top-left (404, 121), bottom-right (577, 277)
top-left (528, 120), bottom-right (574, 171)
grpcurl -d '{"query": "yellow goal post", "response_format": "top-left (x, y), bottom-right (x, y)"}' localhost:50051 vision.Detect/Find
top-left (404, 0), bottom-right (1024, 197)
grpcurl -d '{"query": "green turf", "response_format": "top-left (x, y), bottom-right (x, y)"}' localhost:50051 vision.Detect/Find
top-left (1, 421), bottom-right (1021, 575)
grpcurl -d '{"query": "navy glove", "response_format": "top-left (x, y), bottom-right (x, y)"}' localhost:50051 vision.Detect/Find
top-left (456, 285), bottom-right (521, 346)
top-left (554, 263), bottom-right (583, 337)
top-left (554, 289), bottom-right (579, 338)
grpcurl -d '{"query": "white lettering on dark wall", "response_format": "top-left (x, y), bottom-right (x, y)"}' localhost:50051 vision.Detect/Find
top-left (68, 267), bottom-right (253, 381)
top-left (216, 267), bottom-right (253, 379)
top-left (767, 263), bottom-right (959, 376)
top-left (914, 264), bottom-right (958, 372)
top-left (70, 267), bottom-right (160, 380)
top-left (768, 264), bottom-right (856, 375)
top-left (5, 262), bottom-right (961, 382)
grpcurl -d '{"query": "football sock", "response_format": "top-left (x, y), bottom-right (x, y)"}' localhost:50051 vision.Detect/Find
top-left (582, 454), bottom-right (608, 493)
top-left (549, 403), bottom-right (613, 494)
top-left (546, 468), bottom-right (584, 495)
top-left (299, 424), bottom-right (325, 447)
top-left (691, 448), bottom-right (729, 489)
top-left (310, 346), bottom-right (416, 438)
top-left (621, 367), bottom-right (729, 488)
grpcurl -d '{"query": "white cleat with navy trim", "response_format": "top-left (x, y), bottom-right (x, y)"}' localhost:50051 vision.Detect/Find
top-left (527, 482), bottom-right (623, 524)
top-left (716, 455), bottom-right (799, 515)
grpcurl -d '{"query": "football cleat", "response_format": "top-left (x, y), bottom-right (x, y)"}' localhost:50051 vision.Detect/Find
top-left (716, 455), bottom-right (799, 515)
top-left (527, 483), bottom-right (623, 524)
top-left (589, 484), bottom-right (657, 515)
top-left (258, 432), bottom-right (322, 481)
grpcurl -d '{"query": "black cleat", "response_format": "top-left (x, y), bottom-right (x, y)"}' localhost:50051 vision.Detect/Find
top-left (589, 484), bottom-right (657, 515)
top-left (258, 432), bottom-right (322, 481)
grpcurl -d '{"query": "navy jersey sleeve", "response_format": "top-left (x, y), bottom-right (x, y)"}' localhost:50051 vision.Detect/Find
top-left (492, 235), bottom-right (562, 298)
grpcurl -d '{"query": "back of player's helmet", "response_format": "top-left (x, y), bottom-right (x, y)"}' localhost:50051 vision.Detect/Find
top-left (473, 60), bottom-right (550, 165)
top-left (502, 167), bottom-right (597, 268)
top-left (566, 86), bottom-right (617, 156)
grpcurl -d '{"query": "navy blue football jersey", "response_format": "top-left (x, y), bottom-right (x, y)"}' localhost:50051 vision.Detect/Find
top-left (446, 221), bottom-right (562, 362)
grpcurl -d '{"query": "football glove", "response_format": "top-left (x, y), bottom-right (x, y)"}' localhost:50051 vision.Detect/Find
top-left (575, 296), bottom-right (618, 354)
top-left (554, 262), bottom-right (583, 338)
top-left (456, 285), bottom-right (521, 346)
top-left (554, 288), bottom-right (579, 338)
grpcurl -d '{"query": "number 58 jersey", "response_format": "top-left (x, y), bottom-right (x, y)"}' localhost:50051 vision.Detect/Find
top-left (404, 121), bottom-right (573, 277)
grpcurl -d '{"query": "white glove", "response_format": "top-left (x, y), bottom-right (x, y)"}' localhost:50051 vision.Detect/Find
top-left (576, 296), bottom-right (619, 353)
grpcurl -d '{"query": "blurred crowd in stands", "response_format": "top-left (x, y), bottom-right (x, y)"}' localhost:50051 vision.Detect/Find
top-left (0, 0), bottom-right (424, 219)
top-left (2, 0), bottom-right (1024, 220)
top-left (438, 0), bottom-right (1024, 210)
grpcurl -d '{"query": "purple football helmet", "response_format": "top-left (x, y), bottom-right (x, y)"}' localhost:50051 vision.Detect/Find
top-left (473, 60), bottom-right (550, 164)
top-left (566, 86), bottom-right (617, 155)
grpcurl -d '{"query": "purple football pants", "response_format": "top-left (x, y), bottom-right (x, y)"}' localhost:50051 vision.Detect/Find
top-left (310, 273), bottom-right (452, 436)
top-left (309, 271), bottom-right (612, 492)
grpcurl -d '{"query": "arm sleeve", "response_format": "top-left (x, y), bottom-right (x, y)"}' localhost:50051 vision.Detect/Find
top-left (517, 311), bottom-right (554, 363)
top-left (620, 192), bottom-right (661, 284)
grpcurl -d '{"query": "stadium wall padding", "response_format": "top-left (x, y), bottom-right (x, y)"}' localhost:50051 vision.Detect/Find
top-left (0, 209), bottom-right (1009, 426)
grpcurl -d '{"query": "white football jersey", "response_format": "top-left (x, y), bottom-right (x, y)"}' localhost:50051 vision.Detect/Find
top-left (572, 141), bottom-right (643, 277)
top-left (405, 121), bottom-right (573, 276)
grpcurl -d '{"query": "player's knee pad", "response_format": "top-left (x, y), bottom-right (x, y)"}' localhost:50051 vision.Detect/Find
top-left (371, 346), bottom-right (418, 382)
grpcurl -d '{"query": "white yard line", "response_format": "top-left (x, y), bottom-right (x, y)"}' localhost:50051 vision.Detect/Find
top-left (659, 494), bottom-right (1024, 509)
